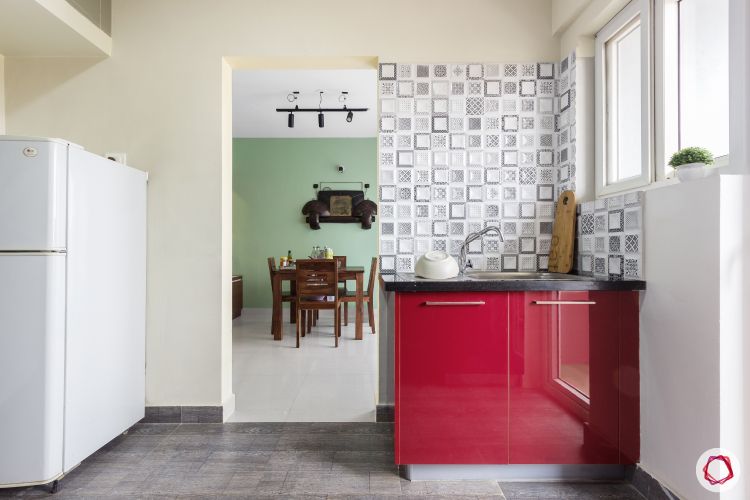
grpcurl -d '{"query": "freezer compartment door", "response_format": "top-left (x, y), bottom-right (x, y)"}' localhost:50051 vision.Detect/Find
top-left (0, 140), bottom-right (67, 251)
top-left (64, 148), bottom-right (147, 471)
top-left (0, 254), bottom-right (65, 486)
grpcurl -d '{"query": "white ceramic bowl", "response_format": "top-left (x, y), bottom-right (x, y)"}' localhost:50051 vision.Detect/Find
top-left (414, 251), bottom-right (460, 280)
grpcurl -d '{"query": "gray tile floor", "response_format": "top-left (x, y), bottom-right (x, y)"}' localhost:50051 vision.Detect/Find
top-left (1, 423), bottom-right (645, 499)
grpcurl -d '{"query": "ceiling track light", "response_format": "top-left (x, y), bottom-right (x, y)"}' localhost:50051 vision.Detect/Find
top-left (276, 89), bottom-right (368, 127)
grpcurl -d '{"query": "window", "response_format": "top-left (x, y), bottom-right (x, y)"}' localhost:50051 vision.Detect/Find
top-left (598, 0), bottom-right (729, 194)
top-left (659, 0), bottom-right (729, 171)
top-left (679, 0), bottom-right (728, 157)
top-left (595, 0), bottom-right (651, 196)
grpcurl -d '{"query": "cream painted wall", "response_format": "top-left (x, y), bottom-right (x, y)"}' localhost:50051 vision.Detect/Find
top-left (558, 0), bottom-right (628, 57)
top-left (4, 0), bottom-right (558, 408)
top-left (0, 54), bottom-right (5, 134)
top-left (551, 0), bottom-right (591, 35)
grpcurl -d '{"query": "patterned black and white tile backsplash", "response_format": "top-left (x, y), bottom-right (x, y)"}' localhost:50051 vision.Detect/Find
top-left (575, 192), bottom-right (644, 280)
top-left (377, 55), bottom-right (640, 279)
top-left (378, 62), bottom-right (564, 275)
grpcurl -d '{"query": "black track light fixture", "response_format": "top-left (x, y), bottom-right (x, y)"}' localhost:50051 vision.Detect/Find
top-left (317, 91), bottom-right (325, 128)
top-left (276, 89), bottom-right (367, 128)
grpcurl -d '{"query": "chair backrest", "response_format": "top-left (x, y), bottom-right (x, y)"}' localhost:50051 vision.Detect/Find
top-left (295, 259), bottom-right (338, 304)
top-left (367, 257), bottom-right (379, 298)
top-left (333, 255), bottom-right (346, 271)
top-left (267, 257), bottom-right (277, 280)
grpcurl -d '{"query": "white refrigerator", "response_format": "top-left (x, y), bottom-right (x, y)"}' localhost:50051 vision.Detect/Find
top-left (0, 137), bottom-right (147, 490)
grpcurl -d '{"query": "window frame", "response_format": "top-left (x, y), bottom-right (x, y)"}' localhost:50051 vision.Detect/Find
top-left (595, 0), bottom-right (653, 197)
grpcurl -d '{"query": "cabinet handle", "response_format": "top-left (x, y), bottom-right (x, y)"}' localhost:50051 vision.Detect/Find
top-left (532, 300), bottom-right (596, 305)
top-left (423, 301), bottom-right (486, 306)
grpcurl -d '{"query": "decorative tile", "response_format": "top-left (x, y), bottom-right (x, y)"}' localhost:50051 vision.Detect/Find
top-left (608, 255), bottom-right (624, 279)
top-left (519, 80), bottom-right (537, 96)
top-left (397, 81), bottom-right (414, 97)
top-left (466, 97), bottom-right (485, 116)
top-left (467, 63), bottom-right (484, 79)
top-left (380, 82), bottom-right (396, 97)
top-left (537, 62), bottom-right (554, 79)
top-left (379, 63), bottom-right (397, 80)
top-left (502, 115), bottom-right (519, 131)
top-left (608, 209), bottom-right (624, 232)
top-left (485, 80), bottom-right (502, 96)
top-left (625, 234), bottom-right (639, 254)
top-left (433, 65), bottom-right (448, 78)
top-left (502, 254), bottom-right (519, 271)
top-left (580, 214), bottom-right (594, 235)
top-left (468, 81), bottom-right (484, 95)
top-left (625, 257), bottom-right (641, 278)
top-left (416, 81), bottom-right (430, 96)
top-left (609, 235), bottom-right (621, 253)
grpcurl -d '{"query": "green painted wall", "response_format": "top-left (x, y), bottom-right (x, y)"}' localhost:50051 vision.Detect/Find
top-left (233, 138), bottom-right (378, 308)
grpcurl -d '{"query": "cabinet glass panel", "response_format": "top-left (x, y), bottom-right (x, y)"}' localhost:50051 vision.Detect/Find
top-left (557, 291), bottom-right (591, 399)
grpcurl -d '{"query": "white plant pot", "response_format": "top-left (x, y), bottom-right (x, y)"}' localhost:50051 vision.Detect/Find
top-left (675, 162), bottom-right (711, 181)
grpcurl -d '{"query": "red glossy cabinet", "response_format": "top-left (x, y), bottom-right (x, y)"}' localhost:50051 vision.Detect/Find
top-left (395, 292), bottom-right (509, 464)
top-left (395, 290), bottom-right (639, 466)
top-left (508, 291), bottom-right (639, 464)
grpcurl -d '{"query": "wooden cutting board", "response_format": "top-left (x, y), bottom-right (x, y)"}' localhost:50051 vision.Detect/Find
top-left (548, 190), bottom-right (577, 273)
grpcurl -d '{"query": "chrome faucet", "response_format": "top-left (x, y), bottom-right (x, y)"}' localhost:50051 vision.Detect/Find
top-left (458, 225), bottom-right (504, 274)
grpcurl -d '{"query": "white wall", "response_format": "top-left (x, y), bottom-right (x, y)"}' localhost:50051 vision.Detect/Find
top-left (640, 178), bottom-right (721, 500)
top-left (640, 176), bottom-right (749, 500)
top-left (3, 0), bottom-right (559, 408)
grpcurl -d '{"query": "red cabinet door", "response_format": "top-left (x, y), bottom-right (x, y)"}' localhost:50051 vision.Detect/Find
top-left (396, 292), bottom-right (509, 464)
top-left (508, 291), bottom-right (639, 464)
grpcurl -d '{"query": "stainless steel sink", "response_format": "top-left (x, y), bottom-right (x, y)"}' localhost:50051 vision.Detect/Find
top-left (465, 271), bottom-right (589, 280)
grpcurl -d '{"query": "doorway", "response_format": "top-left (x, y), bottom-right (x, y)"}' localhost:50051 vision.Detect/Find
top-left (228, 65), bottom-right (379, 422)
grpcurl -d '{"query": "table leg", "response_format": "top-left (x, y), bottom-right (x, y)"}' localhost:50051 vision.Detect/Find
top-left (289, 279), bottom-right (297, 324)
top-left (273, 275), bottom-right (283, 341)
top-left (355, 273), bottom-right (363, 340)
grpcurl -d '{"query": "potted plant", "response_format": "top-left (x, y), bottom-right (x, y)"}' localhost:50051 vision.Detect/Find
top-left (668, 147), bottom-right (714, 181)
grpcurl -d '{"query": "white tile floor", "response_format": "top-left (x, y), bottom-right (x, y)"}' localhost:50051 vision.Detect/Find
top-left (230, 307), bottom-right (378, 422)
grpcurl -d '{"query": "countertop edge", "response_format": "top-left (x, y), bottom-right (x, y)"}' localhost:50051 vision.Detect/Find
top-left (379, 275), bottom-right (647, 292)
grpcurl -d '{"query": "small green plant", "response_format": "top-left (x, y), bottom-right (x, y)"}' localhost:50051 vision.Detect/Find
top-left (668, 147), bottom-right (714, 168)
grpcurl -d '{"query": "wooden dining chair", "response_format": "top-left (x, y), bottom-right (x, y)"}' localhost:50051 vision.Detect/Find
top-left (333, 255), bottom-right (349, 325)
top-left (295, 259), bottom-right (341, 348)
top-left (267, 257), bottom-right (300, 337)
top-left (338, 257), bottom-right (378, 335)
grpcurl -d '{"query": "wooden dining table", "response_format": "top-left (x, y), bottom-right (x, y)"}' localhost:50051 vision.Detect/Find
top-left (271, 265), bottom-right (365, 341)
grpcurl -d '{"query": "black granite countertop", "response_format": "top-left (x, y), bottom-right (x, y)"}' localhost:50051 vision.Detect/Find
top-left (380, 273), bottom-right (646, 292)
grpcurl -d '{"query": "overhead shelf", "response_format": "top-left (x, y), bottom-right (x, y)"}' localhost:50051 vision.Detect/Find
top-left (0, 0), bottom-right (111, 57)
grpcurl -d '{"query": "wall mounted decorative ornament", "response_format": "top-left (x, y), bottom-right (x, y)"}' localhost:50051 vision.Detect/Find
top-left (303, 183), bottom-right (377, 230)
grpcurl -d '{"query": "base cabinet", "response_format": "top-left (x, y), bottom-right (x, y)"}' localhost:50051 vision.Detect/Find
top-left (395, 290), bottom-right (639, 466)
top-left (395, 292), bottom-right (509, 465)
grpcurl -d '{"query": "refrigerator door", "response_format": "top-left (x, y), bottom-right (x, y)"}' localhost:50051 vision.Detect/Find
top-left (63, 148), bottom-right (147, 471)
top-left (0, 139), bottom-right (68, 251)
top-left (0, 254), bottom-right (66, 487)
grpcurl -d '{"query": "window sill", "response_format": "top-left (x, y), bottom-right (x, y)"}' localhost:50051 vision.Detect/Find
top-left (596, 163), bottom-right (733, 199)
